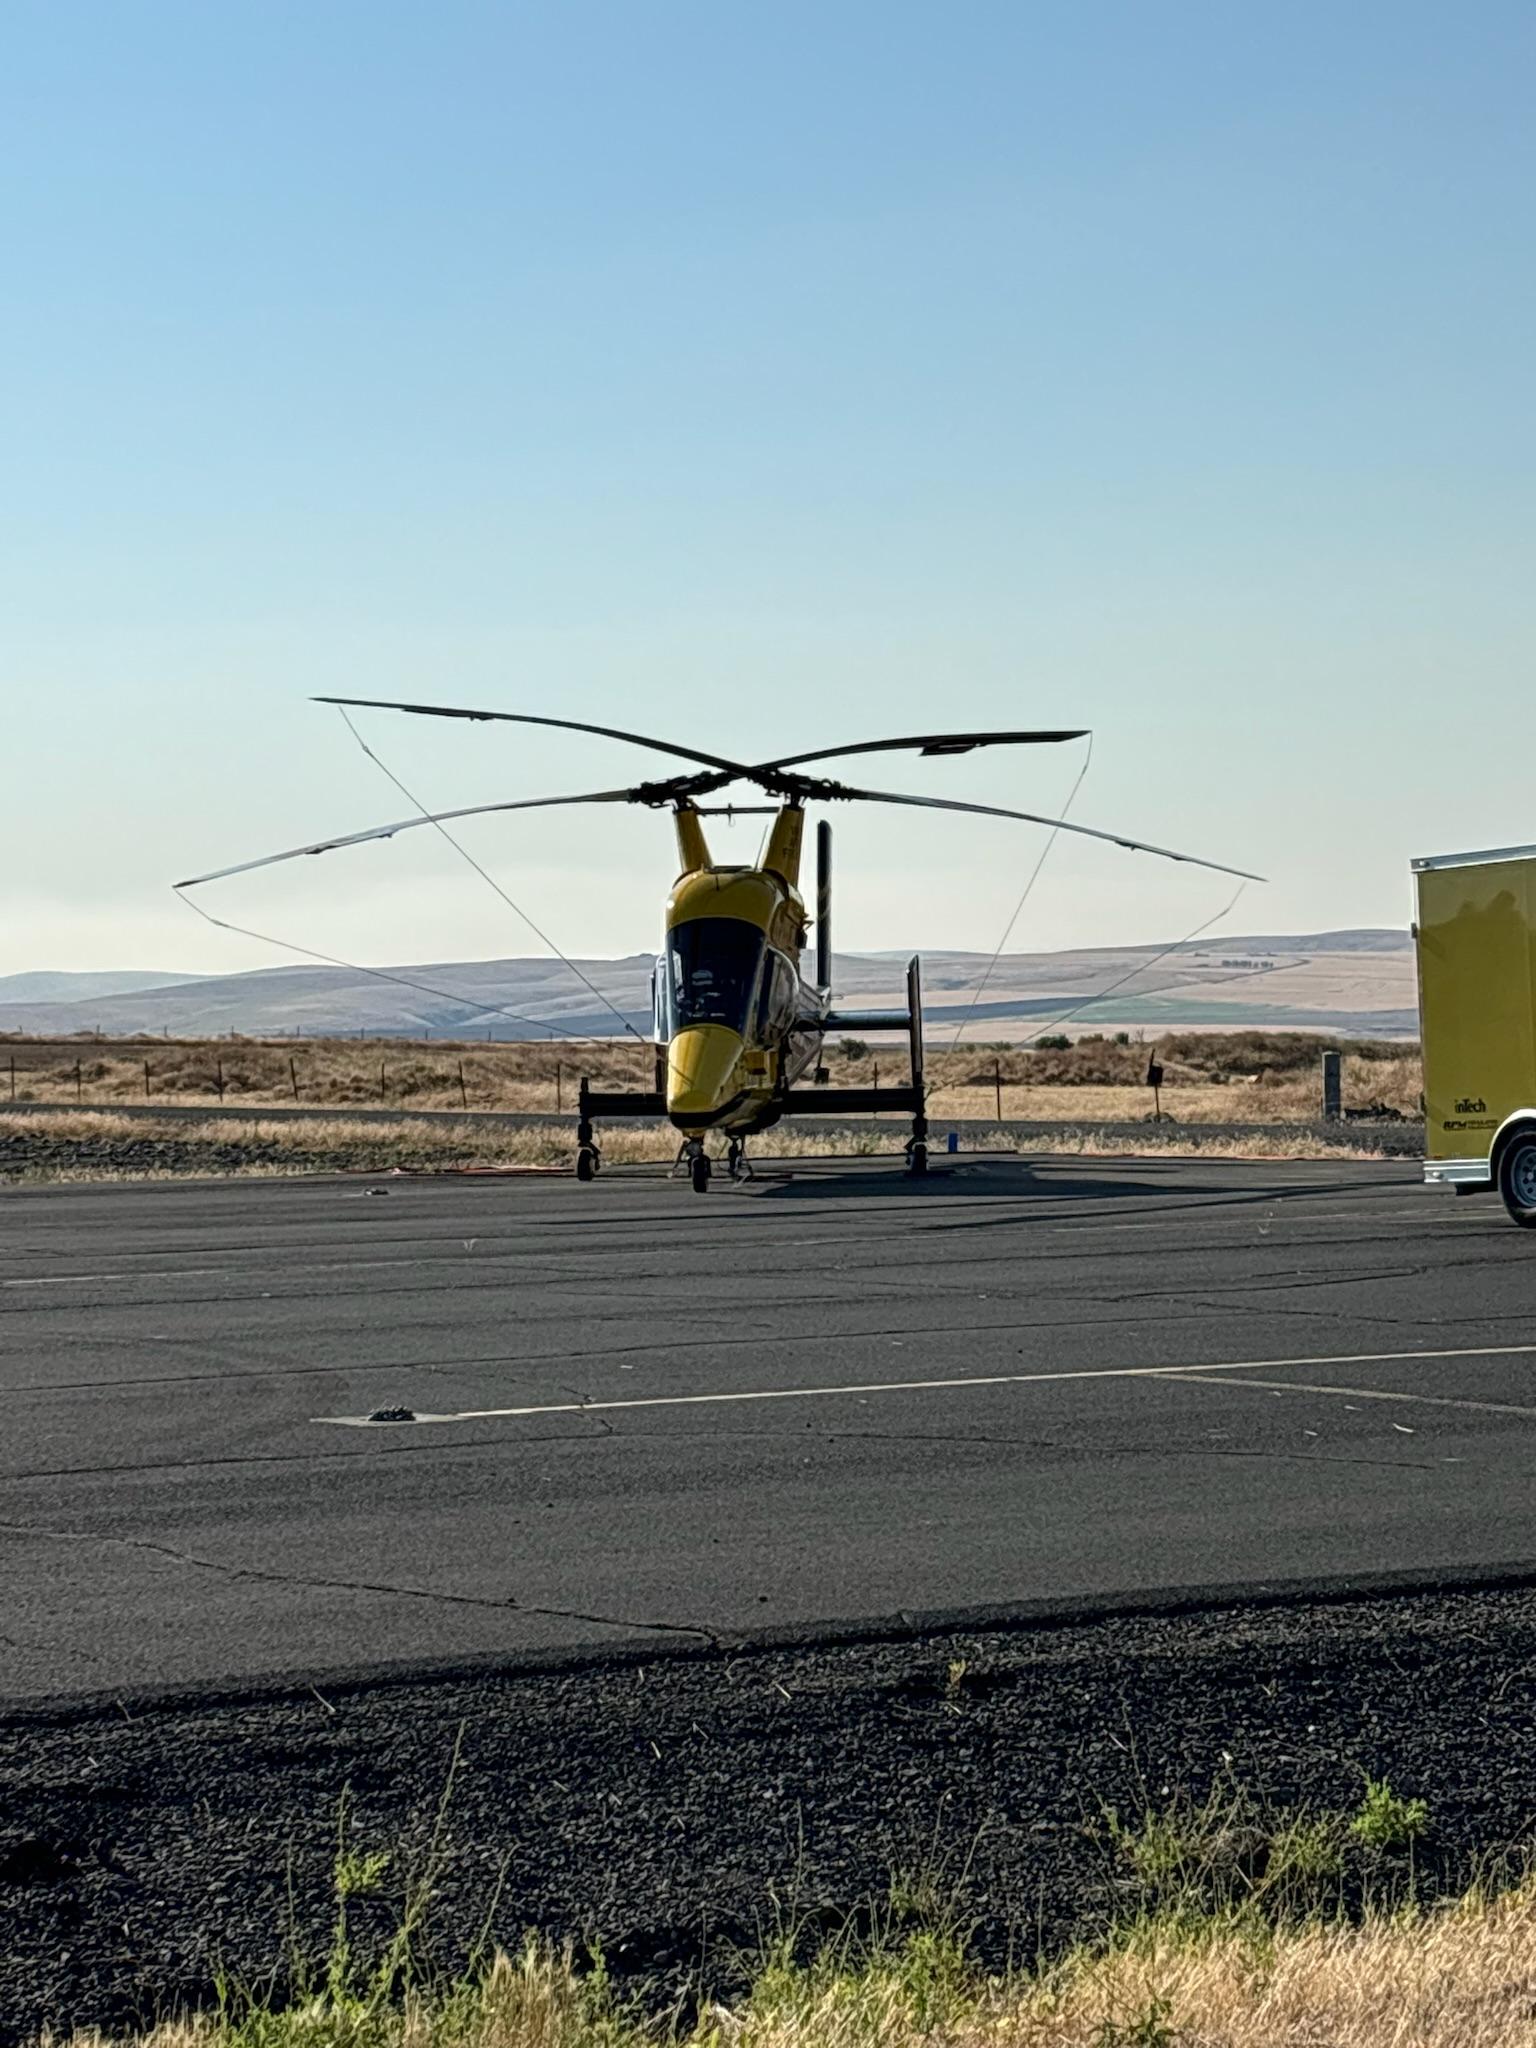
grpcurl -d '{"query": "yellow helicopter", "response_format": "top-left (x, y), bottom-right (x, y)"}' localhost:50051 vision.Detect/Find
top-left (178, 701), bottom-right (1259, 1193)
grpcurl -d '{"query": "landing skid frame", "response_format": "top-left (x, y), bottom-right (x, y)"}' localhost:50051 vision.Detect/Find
top-left (575, 956), bottom-right (928, 1186)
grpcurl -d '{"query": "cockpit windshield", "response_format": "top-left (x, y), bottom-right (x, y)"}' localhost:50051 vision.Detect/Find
top-left (662, 918), bottom-right (765, 1035)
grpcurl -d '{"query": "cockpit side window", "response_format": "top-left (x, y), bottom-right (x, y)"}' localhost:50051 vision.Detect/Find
top-left (663, 919), bottom-right (766, 1034)
top-left (756, 950), bottom-right (799, 1037)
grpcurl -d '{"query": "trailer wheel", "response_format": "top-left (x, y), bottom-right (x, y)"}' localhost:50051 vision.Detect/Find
top-left (1498, 1129), bottom-right (1536, 1227)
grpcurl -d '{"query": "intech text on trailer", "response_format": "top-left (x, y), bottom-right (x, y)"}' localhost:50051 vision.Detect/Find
top-left (1414, 843), bottom-right (1536, 1227)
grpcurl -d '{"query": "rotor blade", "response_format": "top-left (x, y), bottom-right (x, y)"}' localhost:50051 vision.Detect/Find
top-left (175, 787), bottom-right (637, 889)
top-left (832, 784), bottom-right (1264, 881)
top-left (313, 697), bottom-right (754, 778)
top-left (765, 730), bottom-right (1089, 771)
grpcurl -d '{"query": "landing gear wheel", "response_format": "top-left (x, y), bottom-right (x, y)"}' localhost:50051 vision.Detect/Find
top-left (1498, 1130), bottom-right (1536, 1227)
top-left (576, 1145), bottom-right (600, 1182)
top-left (690, 1149), bottom-right (712, 1195)
top-left (907, 1141), bottom-right (929, 1177)
top-left (726, 1139), bottom-right (752, 1182)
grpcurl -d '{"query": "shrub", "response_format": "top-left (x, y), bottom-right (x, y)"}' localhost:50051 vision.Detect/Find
top-left (1350, 1777), bottom-right (1428, 1851)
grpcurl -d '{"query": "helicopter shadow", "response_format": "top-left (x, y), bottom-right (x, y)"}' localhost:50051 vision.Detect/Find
top-left (737, 1153), bottom-right (1410, 1216)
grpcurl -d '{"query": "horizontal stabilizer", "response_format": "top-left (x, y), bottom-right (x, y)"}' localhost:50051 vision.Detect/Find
top-left (780, 1086), bottom-right (924, 1116)
top-left (811, 1010), bottom-right (914, 1034)
top-left (579, 1089), bottom-right (666, 1120)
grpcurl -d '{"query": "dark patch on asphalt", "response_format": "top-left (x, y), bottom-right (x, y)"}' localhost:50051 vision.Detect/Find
top-left (0, 1131), bottom-right (420, 1178)
top-left (4, 1586), bottom-right (1536, 2045)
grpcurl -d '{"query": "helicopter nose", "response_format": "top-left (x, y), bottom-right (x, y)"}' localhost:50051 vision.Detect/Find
top-left (667, 1025), bottom-right (745, 1125)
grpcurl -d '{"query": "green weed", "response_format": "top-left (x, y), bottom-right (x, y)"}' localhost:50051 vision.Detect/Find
top-left (1349, 1776), bottom-right (1429, 1851)
top-left (1092, 1995), bottom-right (1181, 2046)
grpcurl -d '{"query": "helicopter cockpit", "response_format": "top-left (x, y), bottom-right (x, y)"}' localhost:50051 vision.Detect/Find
top-left (659, 917), bottom-right (766, 1038)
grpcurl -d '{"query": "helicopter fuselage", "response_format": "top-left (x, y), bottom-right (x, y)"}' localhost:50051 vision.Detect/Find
top-left (659, 805), bottom-right (827, 1138)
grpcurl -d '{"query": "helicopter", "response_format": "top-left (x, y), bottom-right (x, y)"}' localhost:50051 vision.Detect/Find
top-left (177, 700), bottom-right (1260, 1192)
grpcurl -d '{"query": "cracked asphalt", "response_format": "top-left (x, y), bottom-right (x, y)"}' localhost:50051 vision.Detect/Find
top-left (4, 1152), bottom-right (1536, 1706)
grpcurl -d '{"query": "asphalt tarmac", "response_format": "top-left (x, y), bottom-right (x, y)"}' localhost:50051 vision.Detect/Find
top-left (3, 1154), bottom-right (1535, 1706)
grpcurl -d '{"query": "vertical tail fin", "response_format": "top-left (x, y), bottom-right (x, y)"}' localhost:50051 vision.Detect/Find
top-left (674, 805), bottom-right (711, 874)
top-left (816, 820), bottom-right (833, 991)
top-left (763, 804), bottom-right (805, 886)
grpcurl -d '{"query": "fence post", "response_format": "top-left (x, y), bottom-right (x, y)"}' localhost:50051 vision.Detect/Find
top-left (216, 1058), bottom-right (225, 1105)
top-left (556, 1062), bottom-right (563, 1114)
top-left (380, 1058), bottom-right (387, 1101)
top-left (1147, 1054), bottom-right (1165, 1122)
top-left (994, 1057), bottom-right (1003, 1122)
top-left (1321, 1050), bottom-right (1342, 1122)
top-left (75, 1060), bottom-right (82, 1104)
top-left (458, 1059), bottom-right (468, 1109)
top-left (9, 1054), bottom-right (14, 1102)
top-left (144, 1060), bottom-right (151, 1101)
top-left (289, 1057), bottom-right (299, 1102)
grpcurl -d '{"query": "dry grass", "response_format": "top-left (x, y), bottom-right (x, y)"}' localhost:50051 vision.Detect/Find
top-left (0, 1110), bottom-right (1391, 1182)
top-left (926, 1059), bottom-right (1422, 1123)
top-left (0, 1034), bottom-right (1424, 1123)
top-left (49, 1885), bottom-right (1536, 2046)
top-left (1017, 1890), bottom-right (1536, 2045)
top-left (0, 1037), bottom-right (654, 1115)
top-left (1014, 1126), bottom-right (1392, 1161)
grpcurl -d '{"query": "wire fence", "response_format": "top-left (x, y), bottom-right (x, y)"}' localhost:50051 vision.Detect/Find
top-left (0, 1038), bottom-right (656, 1116)
top-left (0, 1037), bottom-right (1416, 1126)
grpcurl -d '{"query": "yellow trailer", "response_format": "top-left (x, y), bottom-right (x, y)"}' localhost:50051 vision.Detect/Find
top-left (1414, 843), bottom-right (1536, 1226)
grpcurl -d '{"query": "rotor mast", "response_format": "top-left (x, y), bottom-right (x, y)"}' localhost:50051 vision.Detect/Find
top-left (671, 796), bottom-right (805, 887)
top-left (673, 804), bottom-right (711, 875)
top-left (763, 804), bottom-right (804, 887)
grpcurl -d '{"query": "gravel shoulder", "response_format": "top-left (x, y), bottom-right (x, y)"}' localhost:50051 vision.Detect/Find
top-left (4, 1583), bottom-right (1535, 2045)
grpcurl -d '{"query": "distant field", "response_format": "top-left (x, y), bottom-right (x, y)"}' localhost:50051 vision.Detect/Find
top-left (0, 1029), bottom-right (1423, 1124)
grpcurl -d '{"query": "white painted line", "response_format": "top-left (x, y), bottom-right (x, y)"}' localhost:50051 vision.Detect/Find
top-left (313, 1340), bottom-right (1536, 1428)
top-left (1163, 1373), bottom-right (1536, 1423)
top-left (1, 1267), bottom-right (256, 1288)
top-left (1, 1274), bottom-right (129, 1288)
top-left (0, 1255), bottom-right (560, 1290)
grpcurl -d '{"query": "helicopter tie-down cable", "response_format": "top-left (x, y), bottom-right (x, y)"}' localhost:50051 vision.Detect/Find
top-left (172, 891), bottom-right (603, 1041)
top-left (1015, 880), bottom-right (1251, 1048)
top-left (948, 732), bottom-right (1095, 1047)
top-left (333, 705), bottom-right (645, 1042)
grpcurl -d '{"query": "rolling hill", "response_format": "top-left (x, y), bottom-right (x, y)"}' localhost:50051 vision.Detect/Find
top-left (0, 969), bottom-right (203, 1005)
top-left (0, 931), bottom-right (1418, 1041)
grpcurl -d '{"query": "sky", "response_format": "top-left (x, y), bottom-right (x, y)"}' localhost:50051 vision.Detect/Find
top-left (3, 0), bottom-right (1532, 980)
